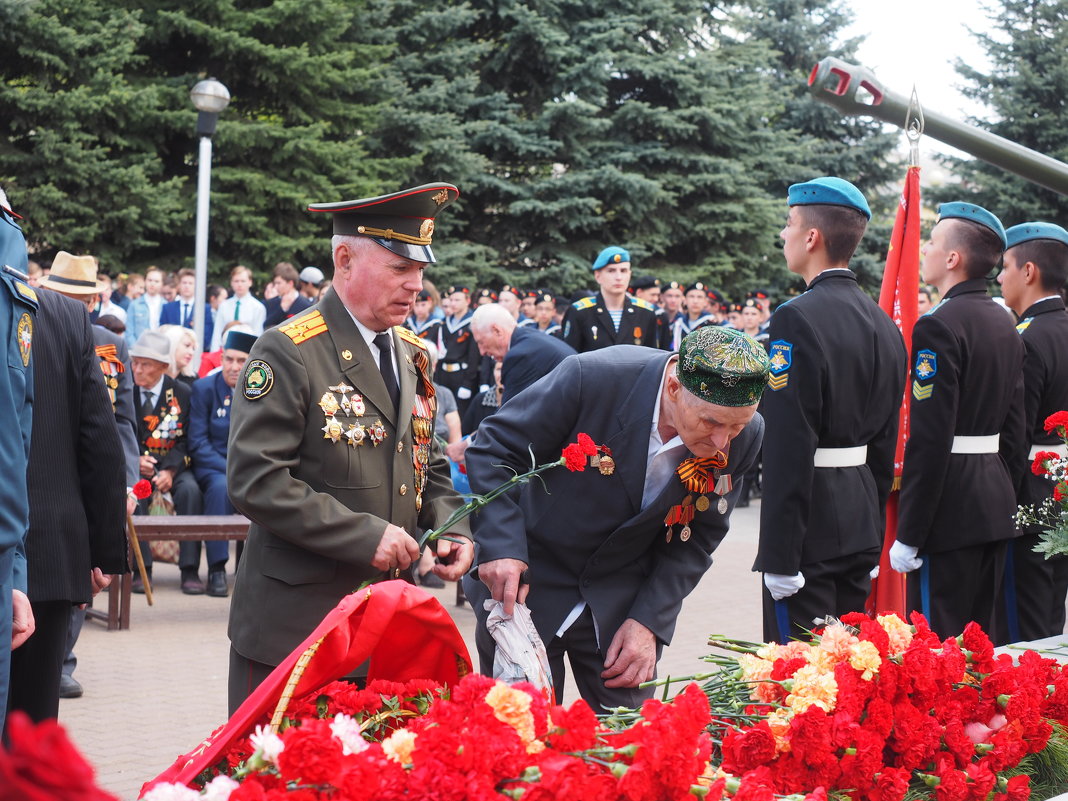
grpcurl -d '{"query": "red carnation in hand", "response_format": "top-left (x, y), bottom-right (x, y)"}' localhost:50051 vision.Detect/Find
top-left (561, 443), bottom-right (587, 472)
top-left (132, 479), bottom-right (152, 500)
top-left (1043, 411), bottom-right (1068, 436)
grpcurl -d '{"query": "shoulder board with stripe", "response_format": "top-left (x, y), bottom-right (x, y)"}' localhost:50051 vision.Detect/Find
top-left (279, 310), bottom-right (327, 344)
top-left (394, 325), bottom-right (427, 349)
top-left (572, 296), bottom-right (596, 311)
top-left (630, 297), bottom-right (657, 312)
top-left (1015, 317), bottom-right (1033, 334)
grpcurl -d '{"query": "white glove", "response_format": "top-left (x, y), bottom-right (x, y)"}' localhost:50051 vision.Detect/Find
top-left (763, 572), bottom-right (806, 601)
top-left (889, 540), bottom-right (923, 574)
top-left (456, 387), bottom-right (472, 400)
top-left (869, 564), bottom-right (880, 580)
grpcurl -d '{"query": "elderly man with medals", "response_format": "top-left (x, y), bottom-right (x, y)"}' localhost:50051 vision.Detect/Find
top-left (225, 183), bottom-right (473, 713)
top-left (463, 325), bottom-right (769, 709)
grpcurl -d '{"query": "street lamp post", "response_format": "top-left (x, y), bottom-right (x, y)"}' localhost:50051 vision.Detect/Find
top-left (190, 78), bottom-right (230, 353)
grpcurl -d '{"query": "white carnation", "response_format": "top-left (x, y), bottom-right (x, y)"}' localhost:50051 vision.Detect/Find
top-left (330, 713), bottom-right (369, 755)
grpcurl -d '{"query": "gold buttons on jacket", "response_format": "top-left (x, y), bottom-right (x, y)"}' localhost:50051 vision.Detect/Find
top-left (399, 484), bottom-right (408, 496)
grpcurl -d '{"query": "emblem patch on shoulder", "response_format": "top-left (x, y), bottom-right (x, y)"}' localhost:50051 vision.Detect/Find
top-left (16, 312), bottom-right (32, 366)
top-left (768, 340), bottom-right (792, 374)
top-left (914, 349), bottom-right (937, 380)
top-left (243, 359), bottom-right (274, 400)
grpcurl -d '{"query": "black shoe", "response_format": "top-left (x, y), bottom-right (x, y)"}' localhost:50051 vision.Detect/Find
top-left (59, 674), bottom-right (83, 699)
top-left (207, 570), bottom-right (228, 597)
top-left (418, 569), bottom-right (446, 589)
top-left (181, 571), bottom-right (206, 595)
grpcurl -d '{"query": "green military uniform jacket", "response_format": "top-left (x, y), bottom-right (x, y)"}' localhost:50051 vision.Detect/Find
top-left (226, 289), bottom-right (470, 666)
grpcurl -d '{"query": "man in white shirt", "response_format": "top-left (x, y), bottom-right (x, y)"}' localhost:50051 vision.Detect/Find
top-left (211, 265), bottom-right (266, 349)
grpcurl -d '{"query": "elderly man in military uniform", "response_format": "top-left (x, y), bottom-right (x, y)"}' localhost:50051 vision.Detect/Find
top-left (0, 187), bottom-right (37, 734)
top-left (225, 183), bottom-right (473, 712)
top-left (562, 247), bottom-right (660, 353)
top-left (754, 177), bottom-right (907, 643)
top-left (995, 222), bottom-right (1068, 641)
top-left (464, 326), bottom-right (768, 708)
top-left (891, 202), bottom-right (1025, 640)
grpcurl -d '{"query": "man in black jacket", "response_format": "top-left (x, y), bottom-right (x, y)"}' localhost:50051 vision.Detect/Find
top-left (996, 221), bottom-right (1068, 641)
top-left (892, 202), bottom-right (1025, 640)
top-left (754, 178), bottom-right (907, 643)
top-left (8, 251), bottom-right (127, 722)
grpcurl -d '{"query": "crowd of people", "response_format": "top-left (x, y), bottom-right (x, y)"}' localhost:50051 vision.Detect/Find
top-left (1, 172), bottom-right (1066, 728)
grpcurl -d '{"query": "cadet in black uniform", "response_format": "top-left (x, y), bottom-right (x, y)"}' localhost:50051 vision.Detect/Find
top-left (405, 289), bottom-right (443, 348)
top-left (436, 285), bottom-right (480, 420)
top-left (630, 275), bottom-right (671, 350)
top-left (996, 222), bottom-right (1068, 641)
top-left (754, 177), bottom-right (907, 643)
top-left (562, 247), bottom-right (660, 352)
top-left (892, 202), bottom-right (1026, 641)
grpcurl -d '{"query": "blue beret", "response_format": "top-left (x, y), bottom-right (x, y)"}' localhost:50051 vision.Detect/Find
top-left (787, 177), bottom-right (871, 220)
top-left (1005, 221), bottom-right (1068, 250)
top-left (223, 330), bottom-right (258, 354)
top-left (936, 202), bottom-right (1007, 250)
top-left (592, 246), bottom-right (630, 271)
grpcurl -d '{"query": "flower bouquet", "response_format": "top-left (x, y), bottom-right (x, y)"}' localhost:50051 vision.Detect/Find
top-left (1019, 411), bottom-right (1068, 559)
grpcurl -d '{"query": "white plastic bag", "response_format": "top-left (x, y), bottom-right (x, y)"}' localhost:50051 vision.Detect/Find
top-left (483, 600), bottom-right (553, 696)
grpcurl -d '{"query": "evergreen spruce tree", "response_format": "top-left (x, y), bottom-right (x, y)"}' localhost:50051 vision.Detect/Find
top-left (366, 0), bottom-right (804, 297)
top-left (732, 0), bottom-right (902, 295)
top-left (935, 0), bottom-right (1068, 229)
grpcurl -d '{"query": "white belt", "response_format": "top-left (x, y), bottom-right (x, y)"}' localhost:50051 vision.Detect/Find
top-left (1029, 443), bottom-right (1068, 460)
top-left (440, 362), bottom-right (461, 373)
top-left (813, 445), bottom-right (867, 468)
top-left (951, 435), bottom-right (999, 454)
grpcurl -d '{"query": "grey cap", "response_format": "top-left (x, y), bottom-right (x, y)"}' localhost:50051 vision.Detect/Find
top-left (299, 266), bottom-right (324, 285)
top-left (130, 330), bottom-right (171, 363)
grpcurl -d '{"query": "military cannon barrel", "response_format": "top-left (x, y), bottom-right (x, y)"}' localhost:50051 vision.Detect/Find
top-left (808, 56), bottom-right (1068, 197)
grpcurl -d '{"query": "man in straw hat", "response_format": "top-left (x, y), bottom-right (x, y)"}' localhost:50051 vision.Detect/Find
top-left (463, 325), bottom-right (769, 708)
top-left (226, 183), bottom-right (473, 712)
top-left (9, 251), bottom-right (127, 718)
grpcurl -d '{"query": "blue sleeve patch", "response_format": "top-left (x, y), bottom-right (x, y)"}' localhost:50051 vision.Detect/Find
top-left (769, 340), bottom-right (792, 374)
top-left (914, 349), bottom-right (937, 381)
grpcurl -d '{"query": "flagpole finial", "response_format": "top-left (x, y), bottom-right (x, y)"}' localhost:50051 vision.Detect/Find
top-left (906, 86), bottom-right (924, 167)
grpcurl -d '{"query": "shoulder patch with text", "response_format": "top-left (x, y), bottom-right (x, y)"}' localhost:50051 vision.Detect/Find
top-left (767, 340), bottom-right (792, 391)
top-left (243, 359), bottom-right (275, 400)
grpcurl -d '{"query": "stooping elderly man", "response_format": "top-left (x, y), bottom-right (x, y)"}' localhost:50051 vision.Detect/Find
top-left (462, 326), bottom-right (769, 709)
top-left (225, 184), bottom-right (474, 712)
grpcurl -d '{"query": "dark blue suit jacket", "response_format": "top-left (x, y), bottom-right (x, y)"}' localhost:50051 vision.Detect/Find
top-left (189, 371), bottom-right (232, 480)
top-left (500, 325), bottom-right (576, 405)
top-left (161, 299), bottom-right (213, 351)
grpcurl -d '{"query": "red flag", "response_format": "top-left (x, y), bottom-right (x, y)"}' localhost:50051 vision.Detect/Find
top-left (143, 581), bottom-right (471, 793)
top-left (867, 166), bottom-right (922, 616)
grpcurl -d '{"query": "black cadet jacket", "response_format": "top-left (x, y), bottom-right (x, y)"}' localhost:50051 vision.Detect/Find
top-left (897, 279), bottom-right (1026, 553)
top-left (562, 292), bottom-right (660, 352)
top-left (754, 269), bottom-right (907, 576)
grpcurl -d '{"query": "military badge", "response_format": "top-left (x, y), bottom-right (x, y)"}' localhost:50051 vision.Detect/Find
top-left (368, 419), bottom-right (387, 446)
top-left (1016, 318), bottom-right (1033, 334)
top-left (322, 417), bottom-right (344, 442)
top-left (16, 312), bottom-right (32, 367)
top-left (767, 340), bottom-right (791, 391)
top-left (244, 360), bottom-right (274, 400)
top-left (914, 349), bottom-right (937, 380)
top-left (319, 392), bottom-right (340, 416)
top-left (912, 380), bottom-right (933, 402)
top-left (346, 422), bottom-right (366, 448)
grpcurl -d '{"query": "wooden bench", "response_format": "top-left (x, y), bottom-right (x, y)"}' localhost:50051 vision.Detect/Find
top-left (86, 515), bottom-right (249, 631)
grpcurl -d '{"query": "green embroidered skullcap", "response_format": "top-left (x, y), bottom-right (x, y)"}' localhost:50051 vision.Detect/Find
top-left (678, 326), bottom-right (771, 407)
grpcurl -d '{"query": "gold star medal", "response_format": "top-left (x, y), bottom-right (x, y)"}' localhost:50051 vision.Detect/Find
top-left (346, 423), bottom-right (366, 448)
top-left (322, 418), bottom-right (344, 442)
top-left (319, 392), bottom-right (340, 416)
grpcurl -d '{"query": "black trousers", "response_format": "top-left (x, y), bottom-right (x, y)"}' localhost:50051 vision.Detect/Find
top-left (907, 540), bottom-right (1007, 641)
top-left (8, 600), bottom-right (71, 723)
top-left (762, 549), bottom-right (879, 643)
top-left (996, 533), bottom-right (1068, 643)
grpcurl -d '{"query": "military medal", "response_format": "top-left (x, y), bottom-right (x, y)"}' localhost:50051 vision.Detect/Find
top-left (713, 474), bottom-right (732, 514)
top-left (596, 445), bottom-right (615, 476)
top-left (368, 419), bottom-right (387, 446)
top-left (663, 502), bottom-right (694, 543)
top-left (695, 495), bottom-right (710, 513)
top-left (680, 525), bottom-right (692, 542)
top-left (319, 392), bottom-right (340, 416)
top-left (350, 394), bottom-right (366, 416)
top-left (322, 418), bottom-right (344, 442)
top-left (346, 423), bottom-right (366, 447)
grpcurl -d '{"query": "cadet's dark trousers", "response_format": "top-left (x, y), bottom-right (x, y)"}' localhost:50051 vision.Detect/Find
top-left (762, 549), bottom-right (879, 644)
top-left (760, 551), bottom-right (875, 645)
top-left (996, 533), bottom-right (1068, 643)
top-left (8, 600), bottom-right (70, 723)
top-left (907, 540), bottom-right (1007, 641)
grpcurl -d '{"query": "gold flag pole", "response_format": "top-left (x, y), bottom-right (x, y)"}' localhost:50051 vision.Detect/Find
top-left (127, 513), bottom-right (154, 606)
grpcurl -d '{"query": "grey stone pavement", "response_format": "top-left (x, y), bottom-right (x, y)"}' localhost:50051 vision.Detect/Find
top-left (59, 500), bottom-right (762, 799)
